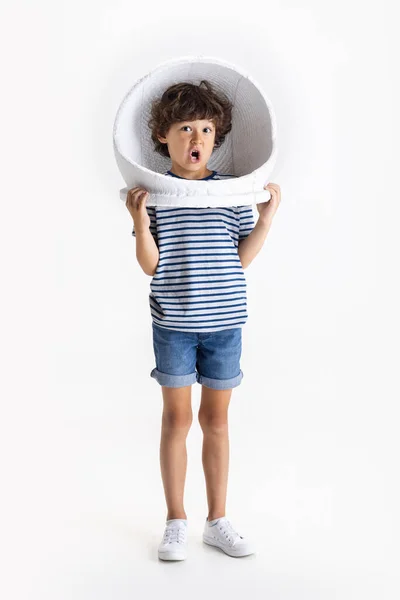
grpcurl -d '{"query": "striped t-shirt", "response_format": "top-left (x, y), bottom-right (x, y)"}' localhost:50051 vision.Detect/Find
top-left (132, 170), bottom-right (255, 332)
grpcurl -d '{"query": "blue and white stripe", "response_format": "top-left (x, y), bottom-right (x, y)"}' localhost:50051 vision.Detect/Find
top-left (132, 171), bottom-right (255, 332)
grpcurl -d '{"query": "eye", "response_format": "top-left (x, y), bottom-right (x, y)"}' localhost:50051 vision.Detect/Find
top-left (181, 125), bottom-right (213, 132)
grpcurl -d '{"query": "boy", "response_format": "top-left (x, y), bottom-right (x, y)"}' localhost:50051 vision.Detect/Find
top-left (126, 81), bottom-right (281, 560)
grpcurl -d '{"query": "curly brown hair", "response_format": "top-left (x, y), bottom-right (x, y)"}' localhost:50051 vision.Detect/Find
top-left (148, 80), bottom-right (233, 158)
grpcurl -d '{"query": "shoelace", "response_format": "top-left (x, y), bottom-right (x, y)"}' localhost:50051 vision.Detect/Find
top-left (217, 519), bottom-right (244, 547)
top-left (163, 522), bottom-right (187, 545)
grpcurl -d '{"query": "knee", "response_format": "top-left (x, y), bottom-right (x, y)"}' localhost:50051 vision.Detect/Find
top-left (198, 410), bottom-right (228, 433)
top-left (162, 410), bottom-right (193, 432)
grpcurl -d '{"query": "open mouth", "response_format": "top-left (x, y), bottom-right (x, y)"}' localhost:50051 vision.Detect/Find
top-left (189, 149), bottom-right (201, 163)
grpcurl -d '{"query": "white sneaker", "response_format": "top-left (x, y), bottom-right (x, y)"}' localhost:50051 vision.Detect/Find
top-left (158, 518), bottom-right (188, 561)
top-left (203, 516), bottom-right (255, 557)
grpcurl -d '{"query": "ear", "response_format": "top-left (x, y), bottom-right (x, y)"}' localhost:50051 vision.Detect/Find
top-left (157, 134), bottom-right (168, 144)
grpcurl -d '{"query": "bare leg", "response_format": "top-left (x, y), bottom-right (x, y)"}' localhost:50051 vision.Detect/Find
top-left (198, 386), bottom-right (232, 521)
top-left (159, 385), bottom-right (193, 521)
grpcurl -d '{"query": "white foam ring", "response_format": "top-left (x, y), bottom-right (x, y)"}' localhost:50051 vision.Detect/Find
top-left (113, 55), bottom-right (278, 207)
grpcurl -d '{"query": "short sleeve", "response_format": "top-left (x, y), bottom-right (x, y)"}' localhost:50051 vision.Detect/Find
top-left (132, 206), bottom-right (158, 244)
top-left (238, 205), bottom-right (255, 240)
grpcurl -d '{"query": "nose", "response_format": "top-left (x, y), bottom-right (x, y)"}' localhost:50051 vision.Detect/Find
top-left (191, 130), bottom-right (204, 142)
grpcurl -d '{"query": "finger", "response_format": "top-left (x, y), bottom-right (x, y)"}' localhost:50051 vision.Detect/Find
top-left (128, 187), bottom-right (145, 199)
top-left (264, 183), bottom-right (278, 191)
top-left (136, 190), bottom-right (148, 203)
top-left (264, 186), bottom-right (275, 197)
top-left (265, 185), bottom-right (280, 200)
top-left (139, 191), bottom-right (149, 204)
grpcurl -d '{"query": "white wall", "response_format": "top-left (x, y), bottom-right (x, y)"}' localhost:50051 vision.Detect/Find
top-left (1, 1), bottom-right (399, 598)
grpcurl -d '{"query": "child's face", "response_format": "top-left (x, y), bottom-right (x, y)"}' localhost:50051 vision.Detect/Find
top-left (157, 119), bottom-right (216, 177)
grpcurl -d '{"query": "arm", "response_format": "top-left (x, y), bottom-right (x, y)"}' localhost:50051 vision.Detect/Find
top-left (134, 226), bottom-right (159, 276)
top-left (238, 215), bottom-right (273, 269)
top-left (126, 188), bottom-right (159, 276)
top-left (238, 183), bottom-right (281, 269)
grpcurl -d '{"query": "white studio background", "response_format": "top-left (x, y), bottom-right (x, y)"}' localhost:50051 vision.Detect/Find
top-left (0, 1), bottom-right (399, 599)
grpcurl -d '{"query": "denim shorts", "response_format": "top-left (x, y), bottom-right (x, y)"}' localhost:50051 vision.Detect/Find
top-left (150, 322), bottom-right (244, 389)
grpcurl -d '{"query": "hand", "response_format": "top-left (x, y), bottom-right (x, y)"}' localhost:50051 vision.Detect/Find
top-left (126, 187), bottom-right (150, 231)
top-left (257, 183), bottom-right (281, 221)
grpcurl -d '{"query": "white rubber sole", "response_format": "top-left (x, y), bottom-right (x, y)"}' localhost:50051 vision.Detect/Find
top-left (203, 534), bottom-right (255, 557)
top-left (158, 549), bottom-right (187, 561)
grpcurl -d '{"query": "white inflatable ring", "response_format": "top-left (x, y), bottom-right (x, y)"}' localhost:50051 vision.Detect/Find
top-left (113, 55), bottom-right (277, 207)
